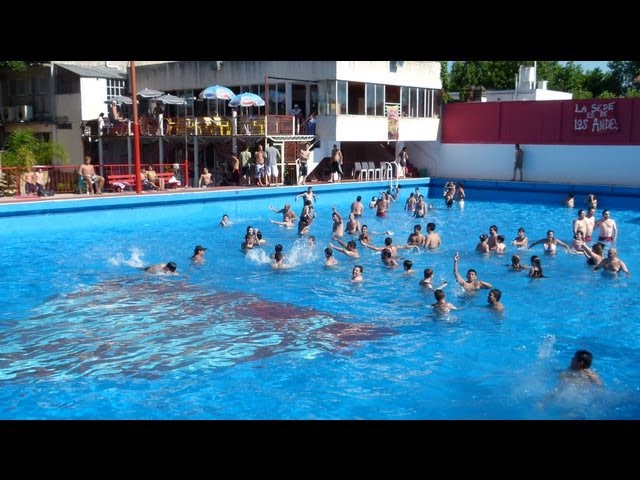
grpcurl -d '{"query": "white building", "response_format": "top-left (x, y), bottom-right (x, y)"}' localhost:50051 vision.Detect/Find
top-left (1, 60), bottom-right (442, 185)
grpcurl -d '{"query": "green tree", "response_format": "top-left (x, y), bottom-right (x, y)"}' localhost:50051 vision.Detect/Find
top-left (0, 61), bottom-right (27, 72)
top-left (608, 61), bottom-right (640, 93)
top-left (440, 61), bottom-right (637, 101)
top-left (2, 129), bottom-right (69, 170)
top-left (584, 68), bottom-right (620, 97)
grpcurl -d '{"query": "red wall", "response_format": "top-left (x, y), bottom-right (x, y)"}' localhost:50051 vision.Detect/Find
top-left (442, 98), bottom-right (640, 145)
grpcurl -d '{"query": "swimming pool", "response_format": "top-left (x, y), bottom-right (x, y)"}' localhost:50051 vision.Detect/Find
top-left (1, 181), bottom-right (639, 419)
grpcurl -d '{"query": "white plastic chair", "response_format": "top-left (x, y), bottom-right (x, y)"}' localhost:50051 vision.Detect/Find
top-left (354, 162), bottom-right (367, 181)
top-left (368, 161), bottom-right (381, 180)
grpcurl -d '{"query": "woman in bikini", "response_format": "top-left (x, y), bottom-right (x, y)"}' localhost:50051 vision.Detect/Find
top-left (528, 230), bottom-right (571, 255)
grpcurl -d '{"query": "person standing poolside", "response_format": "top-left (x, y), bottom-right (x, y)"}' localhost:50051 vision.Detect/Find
top-left (199, 168), bottom-right (213, 188)
top-left (78, 156), bottom-right (105, 194)
top-left (297, 142), bottom-right (311, 185)
top-left (512, 144), bottom-right (524, 181)
top-left (560, 350), bottom-right (603, 386)
top-left (398, 146), bottom-right (409, 177)
top-left (254, 144), bottom-right (266, 186)
top-left (239, 145), bottom-right (252, 186)
top-left (329, 144), bottom-right (343, 182)
top-left (594, 210), bottom-right (618, 242)
top-left (265, 141), bottom-right (281, 186)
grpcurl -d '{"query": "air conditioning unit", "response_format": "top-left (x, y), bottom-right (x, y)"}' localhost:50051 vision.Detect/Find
top-left (1, 106), bottom-right (16, 122)
top-left (16, 105), bottom-right (33, 122)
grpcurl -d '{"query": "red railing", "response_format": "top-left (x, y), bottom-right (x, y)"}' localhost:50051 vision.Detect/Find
top-left (0, 163), bottom-right (187, 196)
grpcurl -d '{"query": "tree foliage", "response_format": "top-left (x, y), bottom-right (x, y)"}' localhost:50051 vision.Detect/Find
top-left (446, 61), bottom-right (640, 101)
top-left (2, 129), bottom-right (69, 170)
top-left (0, 61), bottom-right (27, 72)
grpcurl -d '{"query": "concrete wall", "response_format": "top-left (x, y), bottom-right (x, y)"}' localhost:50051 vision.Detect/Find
top-left (80, 77), bottom-right (108, 120)
top-left (335, 61), bottom-right (441, 88)
top-left (407, 143), bottom-right (640, 186)
top-left (135, 61), bottom-right (336, 92)
top-left (136, 61), bottom-right (442, 92)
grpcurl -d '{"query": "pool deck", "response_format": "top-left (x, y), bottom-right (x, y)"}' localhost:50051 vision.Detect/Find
top-left (1, 177), bottom-right (639, 217)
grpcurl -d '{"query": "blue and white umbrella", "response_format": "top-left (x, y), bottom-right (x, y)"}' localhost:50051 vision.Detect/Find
top-left (199, 85), bottom-right (236, 100)
top-left (229, 92), bottom-right (265, 108)
top-left (199, 85), bottom-right (236, 115)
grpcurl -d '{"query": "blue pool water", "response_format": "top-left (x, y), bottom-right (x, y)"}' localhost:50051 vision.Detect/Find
top-left (1, 183), bottom-right (639, 419)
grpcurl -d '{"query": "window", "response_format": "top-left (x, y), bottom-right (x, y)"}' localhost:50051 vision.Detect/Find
top-left (336, 80), bottom-right (347, 115)
top-left (106, 79), bottom-right (126, 99)
top-left (375, 84), bottom-right (384, 116)
top-left (401, 87), bottom-right (409, 117)
top-left (366, 84), bottom-right (376, 115)
top-left (347, 82), bottom-right (365, 115)
top-left (9, 79), bottom-right (25, 97)
top-left (32, 77), bottom-right (49, 95)
top-left (418, 89), bottom-right (425, 117)
top-left (55, 68), bottom-right (80, 94)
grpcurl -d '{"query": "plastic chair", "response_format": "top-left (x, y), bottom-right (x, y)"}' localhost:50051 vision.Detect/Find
top-left (368, 161), bottom-right (381, 180)
top-left (77, 175), bottom-right (93, 195)
top-left (354, 162), bottom-right (367, 181)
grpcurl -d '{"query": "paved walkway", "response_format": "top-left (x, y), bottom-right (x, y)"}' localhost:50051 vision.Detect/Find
top-left (0, 179), bottom-right (368, 205)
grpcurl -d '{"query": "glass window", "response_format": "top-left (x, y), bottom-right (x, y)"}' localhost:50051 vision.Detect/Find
top-left (347, 82), bottom-right (365, 115)
top-left (366, 84), bottom-right (376, 115)
top-left (310, 84), bottom-right (318, 115)
top-left (418, 89), bottom-right (425, 117)
top-left (386, 85), bottom-right (400, 104)
top-left (375, 84), bottom-right (384, 116)
top-left (106, 79), bottom-right (126, 99)
top-left (336, 80), bottom-right (347, 115)
top-left (401, 87), bottom-right (409, 117)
